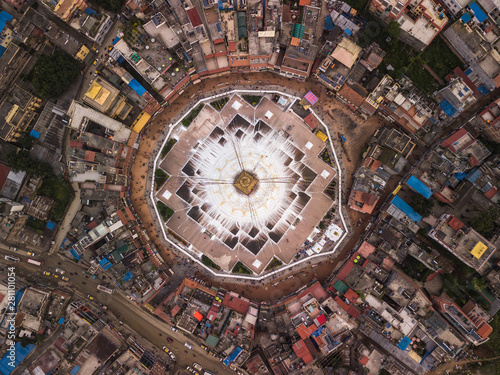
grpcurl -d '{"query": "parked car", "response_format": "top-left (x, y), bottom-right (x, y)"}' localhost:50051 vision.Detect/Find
top-left (184, 342), bottom-right (193, 350)
top-left (43, 271), bottom-right (51, 276)
top-left (87, 295), bottom-right (94, 300)
top-left (55, 268), bottom-right (65, 274)
top-left (166, 336), bottom-right (173, 343)
top-left (193, 363), bottom-right (202, 372)
top-left (162, 346), bottom-right (169, 353)
top-left (62, 276), bottom-right (69, 281)
top-left (170, 326), bottom-right (178, 332)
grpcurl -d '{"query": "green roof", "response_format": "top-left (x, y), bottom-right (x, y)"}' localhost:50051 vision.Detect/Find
top-left (206, 334), bottom-right (220, 347)
top-left (334, 280), bottom-right (348, 296)
top-left (237, 12), bottom-right (247, 38)
top-left (292, 24), bottom-right (305, 39)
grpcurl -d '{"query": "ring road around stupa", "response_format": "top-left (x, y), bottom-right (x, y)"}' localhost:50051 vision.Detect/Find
top-left (153, 90), bottom-right (349, 278)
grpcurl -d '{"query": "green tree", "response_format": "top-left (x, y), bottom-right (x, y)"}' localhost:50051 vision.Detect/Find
top-left (385, 21), bottom-right (401, 44)
top-left (31, 51), bottom-right (80, 99)
top-left (470, 208), bottom-right (499, 239)
top-left (470, 276), bottom-right (487, 292)
top-left (410, 194), bottom-right (434, 218)
top-left (90, 0), bottom-right (124, 12)
top-left (6, 151), bottom-right (52, 177)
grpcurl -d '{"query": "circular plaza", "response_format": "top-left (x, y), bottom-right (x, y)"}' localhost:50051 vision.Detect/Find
top-left (152, 90), bottom-right (349, 277)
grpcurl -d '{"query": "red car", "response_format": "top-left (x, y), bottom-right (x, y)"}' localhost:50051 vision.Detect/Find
top-left (166, 337), bottom-right (173, 343)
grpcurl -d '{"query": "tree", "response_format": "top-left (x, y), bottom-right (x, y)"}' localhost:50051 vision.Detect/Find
top-left (471, 276), bottom-right (487, 292)
top-left (6, 151), bottom-right (52, 177)
top-left (410, 194), bottom-right (434, 218)
top-left (90, 0), bottom-right (124, 12)
top-left (385, 21), bottom-right (401, 44)
top-left (470, 208), bottom-right (499, 239)
top-left (31, 51), bottom-right (80, 99)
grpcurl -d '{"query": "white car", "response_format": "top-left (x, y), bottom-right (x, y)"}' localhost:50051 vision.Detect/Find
top-left (170, 326), bottom-right (178, 332)
top-left (169, 352), bottom-right (176, 361)
top-left (184, 342), bottom-right (193, 350)
top-left (186, 366), bottom-right (193, 372)
top-left (193, 363), bottom-right (202, 372)
top-left (55, 268), bottom-right (65, 275)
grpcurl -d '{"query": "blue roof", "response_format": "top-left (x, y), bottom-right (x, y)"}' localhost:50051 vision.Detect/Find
top-left (128, 79), bottom-right (147, 96)
top-left (112, 37), bottom-right (121, 45)
top-left (466, 167), bottom-right (481, 183)
top-left (84, 7), bottom-right (97, 15)
top-left (391, 196), bottom-right (422, 223)
top-left (470, 2), bottom-right (487, 23)
top-left (0, 45), bottom-right (6, 59)
top-left (345, 28), bottom-right (352, 36)
top-left (223, 347), bottom-right (242, 366)
top-left (123, 271), bottom-right (134, 282)
top-left (454, 172), bottom-right (467, 181)
top-left (70, 365), bottom-right (81, 375)
top-left (460, 13), bottom-right (472, 23)
top-left (478, 85), bottom-right (489, 96)
top-left (324, 15), bottom-right (334, 31)
top-left (70, 248), bottom-right (81, 260)
top-left (440, 99), bottom-right (457, 117)
top-left (99, 258), bottom-right (113, 270)
top-left (58, 317), bottom-right (65, 324)
top-left (407, 175), bottom-right (432, 199)
top-left (397, 336), bottom-right (411, 351)
top-left (46, 220), bottom-right (56, 230)
top-left (465, 68), bottom-right (473, 75)
top-left (0, 11), bottom-right (13, 34)
top-left (0, 342), bottom-right (35, 375)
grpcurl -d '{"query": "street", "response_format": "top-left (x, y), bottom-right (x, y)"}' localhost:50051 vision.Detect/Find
top-left (0, 248), bottom-right (234, 375)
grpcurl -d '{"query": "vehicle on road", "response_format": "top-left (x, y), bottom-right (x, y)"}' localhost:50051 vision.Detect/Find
top-left (53, 274), bottom-right (59, 278)
top-left (200, 345), bottom-right (207, 350)
top-left (186, 366), bottom-right (193, 372)
top-left (97, 285), bottom-right (114, 294)
top-left (27, 258), bottom-right (43, 266)
top-left (169, 352), bottom-right (176, 361)
top-left (93, 59), bottom-right (98, 65)
top-left (204, 371), bottom-right (216, 375)
top-left (87, 295), bottom-right (94, 300)
top-left (185, 342), bottom-right (193, 350)
top-left (9, 246), bottom-right (18, 251)
top-left (193, 363), bottom-right (202, 372)
top-left (55, 268), bottom-right (65, 274)
top-left (162, 346), bottom-right (170, 353)
top-left (4, 255), bottom-right (20, 263)
top-left (43, 271), bottom-right (51, 276)
top-left (62, 276), bottom-right (69, 281)
top-left (170, 326), bottom-right (178, 332)
top-left (27, 252), bottom-right (35, 256)
top-left (166, 336), bottom-right (173, 343)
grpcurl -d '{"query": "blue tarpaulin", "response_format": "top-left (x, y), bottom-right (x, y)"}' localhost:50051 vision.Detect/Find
top-left (112, 37), bottom-right (121, 45)
top-left (391, 196), bottom-right (422, 223)
top-left (123, 271), bottom-right (134, 281)
top-left (0, 342), bottom-right (35, 375)
top-left (223, 347), bottom-right (242, 366)
top-left (324, 15), bottom-right (334, 31)
top-left (46, 221), bottom-right (56, 230)
top-left (345, 28), bottom-right (352, 36)
top-left (0, 45), bottom-right (7, 59)
top-left (84, 7), bottom-right (97, 15)
top-left (0, 11), bottom-right (13, 33)
top-left (454, 172), bottom-right (467, 181)
top-left (99, 258), bottom-right (113, 270)
top-left (128, 79), bottom-right (147, 96)
top-left (470, 2), bottom-right (487, 23)
top-left (58, 317), bottom-right (65, 324)
top-left (70, 249), bottom-right (81, 260)
top-left (70, 366), bottom-right (81, 375)
top-left (440, 99), bottom-right (457, 117)
top-left (407, 175), bottom-right (433, 199)
top-left (29, 130), bottom-right (41, 139)
top-left (397, 336), bottom-right (411, 351)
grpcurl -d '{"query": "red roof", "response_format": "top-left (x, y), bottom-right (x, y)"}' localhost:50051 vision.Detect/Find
top-left (0, 163), bottom-right (10, 192)
top-left (299, 0), bottom-right (311, 5)
top-left (186, 7), bottom-right (202, 27)
top-left (347, 305), bottom-right (361, 319)
top-left (84, 150), bottom-right (95, 162)
top-left (194, 311), bottom-right (203, 321)
top-left (296, 323), bottom-right (318, 339)
top-left (87, 221), bottom-right (97, 230)
top-left (228, 41), bottom-right (236, 52)
top-left (207, 310), bottom-right (217, 321)
top-left (360, 356), bottom-right (369, 365)
top-left (171, 305), bottom-right (181, 317)
top-left (69, 140), bottom-right (84, 149)
top-left (316, 314), bottom-right (327, 325)
top-left (441, 128), bottom-right (469, 151)
top-left (477, 322), bottom-right (493, 339)
top-left (292, 340), bottom-right (314, 364)
top-left (223, 294), bottom-right (250, 315)
top-left (304, 113), bottom-right (319, 129)
top-left (0, 293), bottom-right (4, 303)
top-left (344, 289), bottom-right (358, 303)
top-left (485, 186), bottom-right (498, 200)
top-left (448, 216), bottom-right (464, 231)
